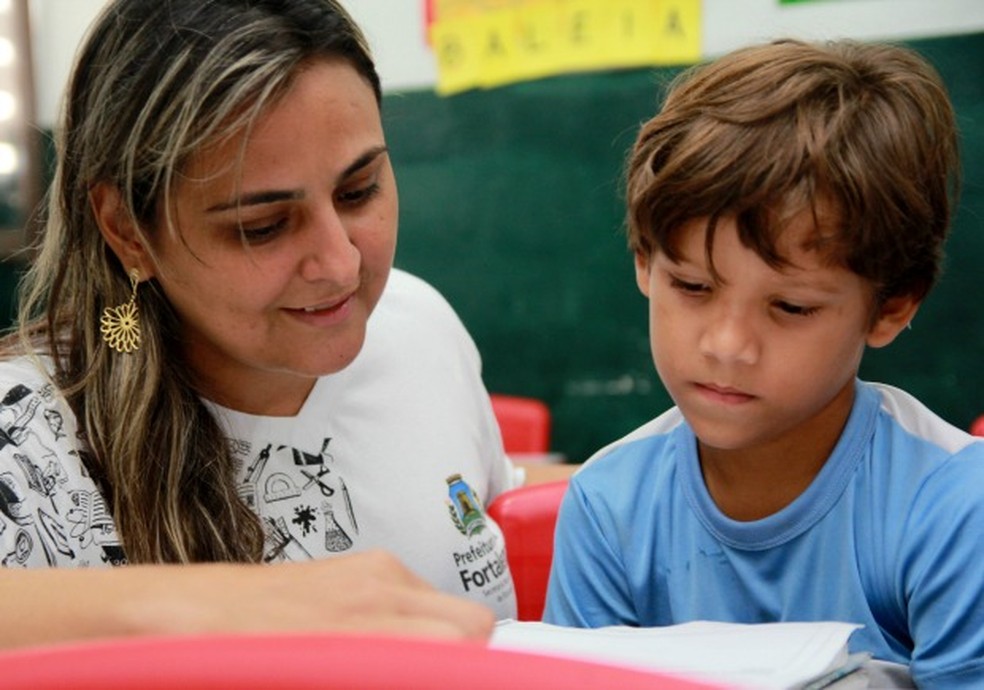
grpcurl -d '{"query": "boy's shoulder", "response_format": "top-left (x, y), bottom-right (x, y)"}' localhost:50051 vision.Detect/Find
top-left (866, 380), bottom-right (982, 459)
top-left (857, 382), bottom-right (984, 520)
top-left (575, 406), bottom-right (687, 481)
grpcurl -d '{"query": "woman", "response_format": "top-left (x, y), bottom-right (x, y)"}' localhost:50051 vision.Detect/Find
top-left (0, 0), bottom-right (520, 647)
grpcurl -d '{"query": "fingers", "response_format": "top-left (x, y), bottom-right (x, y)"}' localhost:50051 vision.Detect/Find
top-left (389, 587), bottom-right (496, 641)
top-left (327, 607), bottom-right (493, 641)
top-left (313, 550), bottom-right (496, 640)
top-left (0, 554), bottom-right (497, 650)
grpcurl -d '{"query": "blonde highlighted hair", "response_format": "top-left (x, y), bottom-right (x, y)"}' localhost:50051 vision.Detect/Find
top-left (3, 0), bottom-right (380, 563)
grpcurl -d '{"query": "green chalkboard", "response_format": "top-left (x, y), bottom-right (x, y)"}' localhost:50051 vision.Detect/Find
top-left (386, 32), bottom-right (984, 461)
top-left (1, 34), bottom-right (980, 462)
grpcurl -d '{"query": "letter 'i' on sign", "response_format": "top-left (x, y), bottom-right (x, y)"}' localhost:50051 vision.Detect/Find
top-left (428, 0), bottom-right (702, 95)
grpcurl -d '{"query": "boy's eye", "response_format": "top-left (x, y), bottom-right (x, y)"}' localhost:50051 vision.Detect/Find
top-left (774, 300), bottom-right (820, 317)
top-left (670, 276), bottom-right (709, 294)
top-left (337, 182), bottom-right (380, 206)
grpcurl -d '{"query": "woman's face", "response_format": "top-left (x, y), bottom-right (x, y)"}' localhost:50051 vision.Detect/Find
top-left (151, 60), bottom-right (397, 415)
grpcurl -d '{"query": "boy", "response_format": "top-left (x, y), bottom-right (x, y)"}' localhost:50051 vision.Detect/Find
top-left (543, 39), bottom-right (984, 688)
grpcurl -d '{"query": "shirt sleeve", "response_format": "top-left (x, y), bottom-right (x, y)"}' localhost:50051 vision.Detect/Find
top-left (542, 470), bottom-right (639, 627)
top-left (901, 445), bottom-right (984, 689)
top-left (0, 388), bottom-right (74, 568)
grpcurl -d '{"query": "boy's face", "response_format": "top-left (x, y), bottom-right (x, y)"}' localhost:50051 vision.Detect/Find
top-left (635, 211), bottom-right (916, 457)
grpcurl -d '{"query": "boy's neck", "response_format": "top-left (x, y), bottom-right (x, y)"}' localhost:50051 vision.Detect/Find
top-left (697, 384), bottom-right (855, 522)
top-left (699, 445), bottom-right (830, 521)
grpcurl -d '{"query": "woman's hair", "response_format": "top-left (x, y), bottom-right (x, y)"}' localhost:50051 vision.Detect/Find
top-left (626, 39), bottom-right (959, 306)
top-left (4, 0), bottom-right (381, 563)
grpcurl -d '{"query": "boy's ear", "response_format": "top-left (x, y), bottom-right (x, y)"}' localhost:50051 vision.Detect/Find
top-left (634, 250), bottom-right (653, 298)
top-left (89, 182), bottom-right (156, 279)
top-left (866, 294), bottom-right (921, 349)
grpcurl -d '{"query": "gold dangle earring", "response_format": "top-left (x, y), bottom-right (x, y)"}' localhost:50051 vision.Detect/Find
top-left (100, 268), bottom-right (142, 353)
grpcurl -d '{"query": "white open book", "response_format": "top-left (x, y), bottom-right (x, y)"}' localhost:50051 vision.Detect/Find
top-left (490, 620), bottom-right (889, 689)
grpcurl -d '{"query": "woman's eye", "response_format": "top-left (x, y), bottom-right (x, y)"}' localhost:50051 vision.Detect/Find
top-left (241, 218), bottom-right (288, 244)
top-left (775, 301), bottom-right (820, 317)
top-left (670, 277), bottom-right (709, 294)
top-left (337, 182), bottom-right (380, 206)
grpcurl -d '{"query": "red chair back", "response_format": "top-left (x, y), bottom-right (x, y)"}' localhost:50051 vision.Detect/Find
top-left (971, 415), bottom-right (984, 436)
top-left (490, 394), bottom-right (551, 454)
top-left (488, 479), bottom-right (568, 621)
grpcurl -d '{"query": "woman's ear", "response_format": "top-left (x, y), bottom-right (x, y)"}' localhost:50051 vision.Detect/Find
top-left (866, 294), bottom-right (921, 348)
top-left (89, 182), bottom-right (156, 279)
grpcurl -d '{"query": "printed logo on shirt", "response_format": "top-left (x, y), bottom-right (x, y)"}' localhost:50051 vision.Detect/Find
top-left (445, 473), bottom-right (486, 537)
top-left (445, 473), bottom-right (512, 603)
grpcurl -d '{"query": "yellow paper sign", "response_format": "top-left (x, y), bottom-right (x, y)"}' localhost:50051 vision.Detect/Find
top-left (429, 0), bottom-right (701, 94)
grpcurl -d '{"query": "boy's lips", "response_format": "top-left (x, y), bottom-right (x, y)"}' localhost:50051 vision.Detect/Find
top-left (694, 382), bottom-right (756, 404)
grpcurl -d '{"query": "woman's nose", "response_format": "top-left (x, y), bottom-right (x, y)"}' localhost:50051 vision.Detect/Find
top-left (298, 207), bottom-right (360, 283)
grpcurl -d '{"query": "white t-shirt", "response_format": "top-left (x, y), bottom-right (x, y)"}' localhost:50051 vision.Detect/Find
top-left (0, 269), bottom-right (518, 618)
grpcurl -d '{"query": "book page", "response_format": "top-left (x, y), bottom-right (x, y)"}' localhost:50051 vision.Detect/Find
top-left (491, 620), bottom-right (863, 689)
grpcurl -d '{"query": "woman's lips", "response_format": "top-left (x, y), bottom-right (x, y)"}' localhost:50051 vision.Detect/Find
top-left (284, 291), bottom-right (356, 325)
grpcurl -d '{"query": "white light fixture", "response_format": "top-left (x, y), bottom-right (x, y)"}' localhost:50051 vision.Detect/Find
top-left (0, 90), bottom-right (15, 120)
top-left (0, 140), bottom-right (18, 175)
top-left (0, 37), bottom-right (13, 67)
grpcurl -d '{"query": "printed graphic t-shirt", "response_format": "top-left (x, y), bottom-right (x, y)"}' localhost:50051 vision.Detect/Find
top-left (0, 269), bottom-right (518, 619)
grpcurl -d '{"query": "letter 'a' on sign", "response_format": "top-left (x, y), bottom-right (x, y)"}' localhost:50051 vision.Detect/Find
top-left (428, 0), bottom-right (702, 95)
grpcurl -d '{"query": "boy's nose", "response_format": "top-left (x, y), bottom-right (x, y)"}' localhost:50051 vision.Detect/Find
top-left (698, 312), bottom-right (759, 366)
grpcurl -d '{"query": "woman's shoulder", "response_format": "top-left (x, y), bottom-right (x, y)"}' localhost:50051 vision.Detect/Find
top-left (0, 353), bottom-right (106, 567)
top-left (369, 269), bottom-right (475, 351)
top-left (0, 353), bottom-right (54, 392)
top-left (378, 269), bottom-right (457, 318)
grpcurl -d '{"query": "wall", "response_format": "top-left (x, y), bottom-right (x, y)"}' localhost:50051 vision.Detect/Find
top-left (11, 2), bottom-right (984, 461)
top-left (385, 32), bottom-right (984, 460)
top-left (27, 0), bottom-right (984, 125)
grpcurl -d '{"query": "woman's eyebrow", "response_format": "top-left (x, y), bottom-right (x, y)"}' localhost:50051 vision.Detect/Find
top-left (339, 145), bottom-right (388, 181)
top-left (207, 189), bottom-right (304, 212)
top-left (206, 145), bottom-right (389, 213)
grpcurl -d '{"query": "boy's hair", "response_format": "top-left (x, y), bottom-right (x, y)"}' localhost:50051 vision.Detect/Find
top-left (626, 39), bottom-right (959, 305)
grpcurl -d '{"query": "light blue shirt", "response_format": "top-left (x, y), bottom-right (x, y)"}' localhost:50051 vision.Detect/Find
top-left (545, 381), bottom-right (984, 689)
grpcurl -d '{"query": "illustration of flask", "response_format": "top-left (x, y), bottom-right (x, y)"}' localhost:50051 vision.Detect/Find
top-left (322, 501), bottom-right (353, 552)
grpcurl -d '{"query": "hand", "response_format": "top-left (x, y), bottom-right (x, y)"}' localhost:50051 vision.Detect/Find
top-left (133, 550), bottom-right (496, 640)
top-left (0, 550), bottom-right (495, 649)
